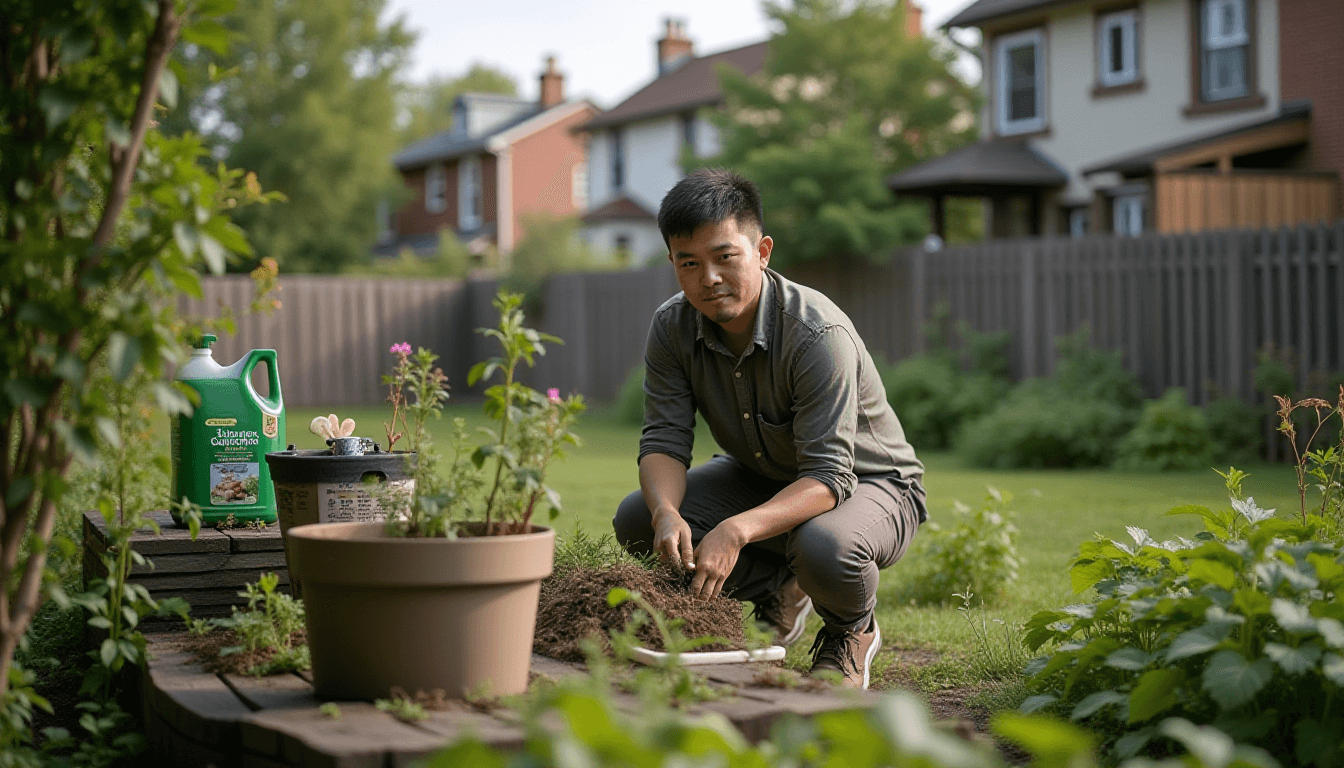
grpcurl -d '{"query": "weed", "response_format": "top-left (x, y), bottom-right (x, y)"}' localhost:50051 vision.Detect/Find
top-left (375, 696), bottom-right (427, 722)
top-left (212, 573), bottom-right (309, 676)
top-left (319, 703), bottom-right (341, 720)
top-left (952, 588), bottom-right (1029, 682)
top-left (604, 588), bottom-right (725, 706)
top-left (551, 525), bottom-right (652, 577)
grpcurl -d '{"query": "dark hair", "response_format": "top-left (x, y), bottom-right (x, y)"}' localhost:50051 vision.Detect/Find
top-left (657, 168), bottom-right (764, 246)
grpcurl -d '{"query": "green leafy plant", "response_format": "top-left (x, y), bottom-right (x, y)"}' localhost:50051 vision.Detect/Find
top-left (953, 587), bottom-right (1031, 683)
top-left (385, 291), bottom-right (586, 540)
top-left (1019, 465), bottom-right (1344, 765)
top-left (900, 487), bottom-right (1020, 606)
top-left (604, 588), bottom-right (727, 706)
top-left (1114, 388), bottom-right (1215, 471)
top-left (375, 695), bottom-right (428, 723)
top-left (319, 702), bottom-right (342, 720)
top-left (1272, 390), bottom-right (1344, 532)
top-left (616, 365), bottom-right (646, 427)
top-left (212, 573), bottom-right (309, 676)
top-left (1205, 396), bottom-right (1263, 465)
top-left (551, 526), bottom-right (652, 578)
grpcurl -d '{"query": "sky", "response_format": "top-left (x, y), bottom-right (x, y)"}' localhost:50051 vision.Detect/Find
top-left (380, 0), bottom-right (981, 109)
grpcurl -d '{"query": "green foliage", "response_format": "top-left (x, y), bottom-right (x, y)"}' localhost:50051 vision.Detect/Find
top-left (616, 365), bottom-right (646, 426)
top-left (552, 526), bottom-right (652, 578)
top-left (1020, 469), bottom-right (1344, 765)
top-left (953, 590), bottom-right (1032, 683)
top-left (703, 0), bottom-right (981, 264)
top-left (212, 573), bottom-right (310, 676)
top-left (347, 234), bottom-right (475, 278)
top-left (397, 64), bottom-right (517, 146)
top-left (1115, 389), bottom-right (1215, 471)
top-left (604, 588), bottom-right (726, 706)
top-left (375, 695), bottom-right (428, 723)
top-left (899, 487), bottom-right (1020, 605)
top-left (319, 702), bottom-right (342, 720)
top-left (503, 214), bottom-right (600, 306)
top-left (1206, 396), bottom-right (1262, 465)
top-left (959, 329), bottom-right (1142, 468)
top-left (1271, 392), bottom-right (1344, 535)
top-left (387, 292), bottom-right (586, 538)
top-left (168, 0), bottom-right (415, 272)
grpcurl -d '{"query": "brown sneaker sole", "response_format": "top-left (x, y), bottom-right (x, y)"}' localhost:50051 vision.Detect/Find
top-left (860, 622), bottom-right (882, 690)
top-left (777, 594), bottom-right (813, 646)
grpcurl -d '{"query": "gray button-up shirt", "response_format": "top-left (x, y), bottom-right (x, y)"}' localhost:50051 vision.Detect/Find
top-left (639, 269), bottom-right (923, 508)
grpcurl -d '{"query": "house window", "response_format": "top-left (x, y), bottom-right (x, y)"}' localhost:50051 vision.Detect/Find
top-left (572, 161), bottom-right (588, 210)
top-left (458, 155), bottom-right (482, 231)
top-left (995, 29), bottom-right (1046, 136)
top-left (425, 164), bottom-right (447, 214)
top-left (1113, 194), bottom-right (1144, 236)
top-left (615, 234), bottom-right (631, 266)
top-left (1200, 0), bottom-right (1249, 101)
top-left (681, 112), bottom-right (697, 156)
top-left (1098, 10), bottom-right (1139, 87)
top-left (1068, 207), bottom-right (1090, 238)
top-left (611, 129), bottom-right (625, 192)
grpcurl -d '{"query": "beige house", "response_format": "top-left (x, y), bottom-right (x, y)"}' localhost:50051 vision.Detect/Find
top-left (889, 0), bottom-right (1341, 238)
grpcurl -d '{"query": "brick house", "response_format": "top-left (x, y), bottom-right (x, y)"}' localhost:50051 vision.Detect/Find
top-left (380, 58), bottom-right (600, 257)
top-left (887, 0), bottom-right (1342, 239)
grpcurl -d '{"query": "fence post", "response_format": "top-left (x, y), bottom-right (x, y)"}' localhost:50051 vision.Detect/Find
top-left (1020, 245), bottom-right (1037, 378)
top-left (911, 248), bottom-right (927, 355)
top-left (1225, 231), bottom-right (1246, 400)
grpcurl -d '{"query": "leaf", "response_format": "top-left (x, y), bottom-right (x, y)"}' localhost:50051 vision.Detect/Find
top-left (1166, 622), bottom-right (1233, 662)
top-left (5, 477), bottom-right (35, 508)
top-left (199, 233), bottom-right (226, 275)
top-left (990, 712), bottom-right (1096, 764)
top-left (99, 639), bottom-right (117, 667)
top-left (1128, 668), bottom-right (1185, 723)
top-left (1294, 719), bottom-right (1344, 768)
top-left (606, 588), bottom-right (633, 607)
top-left (158, 66), bottom-right (178, 109)
top-left (1018, 694), bottom-right (1057, 714)
top-left (1271, 599), bottom-right (1319, 634)
top-left (173, 221), bottom-right (199, 258)
top-left (86, 616), bottom-right (111, 630)
top-left (1104, 647), bottom-right (1153, 671)
top-left (1263, 641), bottom-right (1321, 675)
top-left (1069, 558), bottom-right (1111, 594)
top-left (1071, 690), bottom-right (1128, 721)
top-left (107, 332), bottom-right (142, 382)
top-left (1318, 618), bottom-right (1344, 649)
top-left (1114, 728), bottom-right (1155, 759)
top-left (182, 19), bottom-right (232, 54)
top-left (4, 377), bottom-right (52, 407)
top-left (1201, 650), bottom-right (1273, 709)
top-left (38, 84), bottom-right (81, 128)
top-left (1321, 653), bottom-right (1344, 686)
top-left (1159, 718), bottom-right (1236, 768)
top-left (1188, 558), bottom-right (1238, 590)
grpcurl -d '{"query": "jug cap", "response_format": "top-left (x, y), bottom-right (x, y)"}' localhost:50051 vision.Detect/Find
top-left (194, 334), bottom-right (217, 350)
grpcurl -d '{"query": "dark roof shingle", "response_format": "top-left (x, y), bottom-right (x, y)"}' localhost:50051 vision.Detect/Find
top-left (581, 195), bottom-right (658, 223)
top-left (945, 0), bottom-right (1076, 28)
top-left (579, 42), bottom-right (769, 131)
top-left (886, 140), bottom-right (1068, 194)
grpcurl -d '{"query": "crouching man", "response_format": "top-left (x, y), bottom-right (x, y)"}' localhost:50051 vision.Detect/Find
top-left (612, 168), bottom-right (927, 689)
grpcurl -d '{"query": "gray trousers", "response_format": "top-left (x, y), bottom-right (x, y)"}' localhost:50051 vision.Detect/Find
top-left (613, 455), bottom-right (925, 632)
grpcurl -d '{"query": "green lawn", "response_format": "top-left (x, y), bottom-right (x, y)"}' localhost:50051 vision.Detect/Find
top-left (289, 402), bottom-right (1302, 671)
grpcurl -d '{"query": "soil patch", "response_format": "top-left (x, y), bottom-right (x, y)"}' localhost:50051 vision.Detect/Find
top-left (179, 628), bottom-right (307, 676)
top-left (534, 563), bottom-right (746, 662)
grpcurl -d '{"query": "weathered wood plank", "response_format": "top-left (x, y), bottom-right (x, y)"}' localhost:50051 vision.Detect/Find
top-left (243, 703), bottom-right (448, 768)
top-left (408, 705), bottom-right (526, 752)
top-left (225, 526), bottom-right (287, 553)
top-left (84, 510), bottom-right (231, 556)
top-left (144, 637), bottom-right (253, 745)
top-left (224, 672), bottom-right (317, 712)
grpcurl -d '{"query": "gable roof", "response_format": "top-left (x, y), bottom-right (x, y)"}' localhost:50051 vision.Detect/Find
top-left (887, 140), bottom-right (1068, 194)
top-left (578, 41), bottom-right (769, 132)
top-left (581, 195), bottom-right (658, 223)
top-left (393, 99), bottom-right (598, 170)
top-left (944, 0), bottom-right (1076, 28)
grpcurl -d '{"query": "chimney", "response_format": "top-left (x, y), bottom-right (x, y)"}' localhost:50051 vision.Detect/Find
top-left (904, 0), bottom-right (923, 39)
top-left (657, 18), bottom-right (694, 77)
top-left (539, 55), bottom-right (564, 108)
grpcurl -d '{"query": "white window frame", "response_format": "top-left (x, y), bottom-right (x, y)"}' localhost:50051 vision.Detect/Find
top-left (572, 161), bottom-right (588, 210)
top-left (1098, 10), bottom-right (1139, 87)
top-left (995, 29), bottom-right (1046, 136)
top-left (458, 155), bottom-right (482, 231)
top-left (1113, 194), bottom-right (1144, 237)
top-left (425, 164), bottom-right (447, 214)
top-left (1201, 0), bottom-right (1249, 101)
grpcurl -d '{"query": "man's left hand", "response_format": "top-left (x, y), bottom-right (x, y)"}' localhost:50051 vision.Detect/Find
top-left (690, 521), bottom-right (746, 600)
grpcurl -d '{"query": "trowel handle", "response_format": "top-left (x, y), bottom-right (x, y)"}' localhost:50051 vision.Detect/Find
top-left (242, 349), bottom-right (283, 410)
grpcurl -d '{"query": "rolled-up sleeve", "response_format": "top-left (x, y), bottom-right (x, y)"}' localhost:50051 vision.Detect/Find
top-left (790, 326), bottom-right (860, 506)
top-left (638, 313), bottom-right (696, 468)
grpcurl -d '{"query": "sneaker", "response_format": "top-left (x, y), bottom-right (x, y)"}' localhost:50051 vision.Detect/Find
top-left (808, 618), bottom-right (882, 690)
top-left (751, 577), bottom-right (813, 646)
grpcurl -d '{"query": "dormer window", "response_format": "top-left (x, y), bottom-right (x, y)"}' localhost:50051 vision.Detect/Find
top-left (994, 29), bottom-right (1046, 136)
top-left (458, 155), bottom-right (482, 231)
top-left (425, 164), bottom-right (447, 214)
top-left (1098, 9), bottom-right (1139, 88)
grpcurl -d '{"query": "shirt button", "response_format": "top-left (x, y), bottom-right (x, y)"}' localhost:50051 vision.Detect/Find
top-left (742, 412), bottom-right (750, 419)
top-left (735, 371), bottom-right (742, 378)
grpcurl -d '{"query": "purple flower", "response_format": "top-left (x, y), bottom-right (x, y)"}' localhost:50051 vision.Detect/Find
top-left (547, 388), bottom-right (561, 403)
top-left (389, 342), bottom-right (412, 355)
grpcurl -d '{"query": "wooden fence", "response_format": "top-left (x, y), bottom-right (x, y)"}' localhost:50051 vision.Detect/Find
top-left (185, 222), bottom-right (1344, 407)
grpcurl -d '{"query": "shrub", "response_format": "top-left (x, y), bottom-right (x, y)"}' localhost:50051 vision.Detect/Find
top-left (1114, 389), bottom-right (1214, 471)
top-left (898, 487), bottom-right (1020, 605)
top-left (1205, 396), bottom-right (1262, 465)
top-left (617, 365), bottom-right (646, 426)
top-left (1020, 468), bottom-right (1344, 765)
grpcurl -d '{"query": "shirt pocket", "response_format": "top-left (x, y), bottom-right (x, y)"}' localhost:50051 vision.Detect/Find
top-left (755, 415), bottom-right (796, 474)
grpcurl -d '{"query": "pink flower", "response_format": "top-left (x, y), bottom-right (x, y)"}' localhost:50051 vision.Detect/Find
top-left (547, 388), bottom-right (561, 403)
top-left (389, 342), bottom-right (412, 355)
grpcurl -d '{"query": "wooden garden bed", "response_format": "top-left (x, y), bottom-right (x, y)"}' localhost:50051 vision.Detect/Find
top-left (142, 632), bottom-right (877, 768)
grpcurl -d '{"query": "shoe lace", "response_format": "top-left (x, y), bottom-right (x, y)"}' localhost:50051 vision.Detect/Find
top-left (809, 627), bottom-right (857, 675)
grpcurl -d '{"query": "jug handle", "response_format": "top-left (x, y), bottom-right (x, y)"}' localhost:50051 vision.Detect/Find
top-left (241, 350), bottom-right (282, 411)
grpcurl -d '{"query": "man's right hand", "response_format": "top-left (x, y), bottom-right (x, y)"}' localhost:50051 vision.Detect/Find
top-left (651, 508), bottom-right (695, 571)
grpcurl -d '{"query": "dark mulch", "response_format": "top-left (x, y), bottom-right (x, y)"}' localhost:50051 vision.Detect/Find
top-left (533, 563), bottom-right (747, 662)
top-left (179, 628), bottom-right (307, 676)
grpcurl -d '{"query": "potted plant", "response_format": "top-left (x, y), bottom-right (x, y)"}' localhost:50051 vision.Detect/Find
top-left (284, 291), bottom-right (584, 700)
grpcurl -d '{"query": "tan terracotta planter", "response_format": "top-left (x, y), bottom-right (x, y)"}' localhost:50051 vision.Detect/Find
top-left (285, 521), bottom-right (554, 700)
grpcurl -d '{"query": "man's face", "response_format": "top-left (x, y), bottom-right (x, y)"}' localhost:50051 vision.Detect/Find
top-left (667, 217), bottom-right (773, 335)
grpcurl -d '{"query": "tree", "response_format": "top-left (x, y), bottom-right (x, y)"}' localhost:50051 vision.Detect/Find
top-left (702, 0), bottom-right (980, 266)
top-left (398, 64), bottom-right (517, 146)
top-left (172, 0), bottom-right (414, 273)
top-left (0, 0), bottom-right (272, 720)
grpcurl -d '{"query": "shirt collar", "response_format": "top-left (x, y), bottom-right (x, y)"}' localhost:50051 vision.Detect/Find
top-left (693, 269), bottom-right (776, 355)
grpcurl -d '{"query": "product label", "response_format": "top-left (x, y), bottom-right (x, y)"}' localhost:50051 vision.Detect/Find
top-left (210, 463), bottom-right (260, 505)
top-left (315, 479), bottom-right (413, 523)
top-left (262, 413), bottom-right (279, 438)
top-left (205, 417), bottom-right (238, 427)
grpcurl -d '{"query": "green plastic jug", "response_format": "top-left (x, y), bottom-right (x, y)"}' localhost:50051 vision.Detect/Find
top-left (170, 334), bottom-right (285, 526)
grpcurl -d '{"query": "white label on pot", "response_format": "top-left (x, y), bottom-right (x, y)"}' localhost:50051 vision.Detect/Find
top-left (316, 479), bottom-right (413, 524)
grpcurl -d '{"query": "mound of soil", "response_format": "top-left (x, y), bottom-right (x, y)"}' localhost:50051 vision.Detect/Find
top-left (534, 563), bottom-right (747, 662)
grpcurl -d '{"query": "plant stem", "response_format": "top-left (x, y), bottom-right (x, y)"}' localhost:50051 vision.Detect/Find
top-left (482, 351), bottom-right (518, 535)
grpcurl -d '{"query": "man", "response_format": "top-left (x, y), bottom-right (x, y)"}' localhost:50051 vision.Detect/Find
top-left (613, 168), bottom-right (926, 689)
